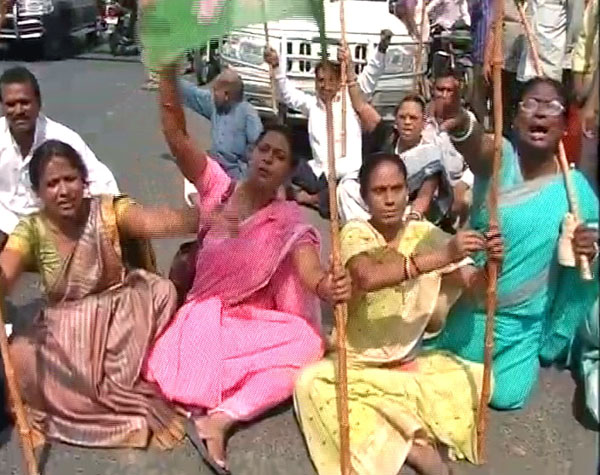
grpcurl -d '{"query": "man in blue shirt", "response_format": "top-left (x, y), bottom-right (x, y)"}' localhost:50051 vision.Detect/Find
top-left (178, 68), bottom-right (263, 205)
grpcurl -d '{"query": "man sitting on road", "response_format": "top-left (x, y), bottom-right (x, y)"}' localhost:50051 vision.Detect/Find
top-left (179, 68), bottom-right (263, 206)
top-left (0, 67), bottom-right (119, 249)
top-left (264, 30), bottom-right (392, 222)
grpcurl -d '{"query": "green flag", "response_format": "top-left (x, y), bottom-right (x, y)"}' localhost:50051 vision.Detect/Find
top-left (141, 0), bottom-right (326, 70)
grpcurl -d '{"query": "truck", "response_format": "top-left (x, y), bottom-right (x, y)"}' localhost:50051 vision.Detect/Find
top-left (0, 0), bottom-right (98, 59)
top-left (213, 0), bottom-right (427, 123)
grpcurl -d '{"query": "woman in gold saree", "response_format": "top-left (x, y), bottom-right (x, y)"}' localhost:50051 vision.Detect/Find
top-left (0, 139), bottom-right (198, 449)
top-left (294, 153), bottom-right (503, 475)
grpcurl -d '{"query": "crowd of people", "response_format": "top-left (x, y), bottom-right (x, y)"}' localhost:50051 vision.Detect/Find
top-left (0, 1), bottom-right (598, 475)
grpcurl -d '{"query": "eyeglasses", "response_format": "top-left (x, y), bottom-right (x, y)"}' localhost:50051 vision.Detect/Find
top-left (518, 98), bottom-right (565, 117)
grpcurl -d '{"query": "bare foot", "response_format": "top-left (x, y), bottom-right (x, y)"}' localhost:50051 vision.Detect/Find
top-left (405, 443), bottom-right (451, 475)
top-left (194, 413), bottom-right (235, 470)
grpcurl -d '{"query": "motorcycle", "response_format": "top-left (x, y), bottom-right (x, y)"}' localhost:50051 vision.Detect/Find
top-left (102, 1), bottom-right (138, 56)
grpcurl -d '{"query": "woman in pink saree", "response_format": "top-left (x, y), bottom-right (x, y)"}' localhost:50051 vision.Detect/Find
top-left (143, 64), bottom-right (352, 474)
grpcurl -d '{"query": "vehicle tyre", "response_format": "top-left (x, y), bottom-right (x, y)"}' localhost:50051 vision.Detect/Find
top-left (41, 32), bottom-right (66, 60)
top-left (40, 4), bottom-right (71, 60)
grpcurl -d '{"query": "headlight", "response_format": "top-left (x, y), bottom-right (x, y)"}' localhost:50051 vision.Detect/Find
top-left (21, 0), bottom-right (54, 14)
top-left (222, 34), bottom-right (278, 66)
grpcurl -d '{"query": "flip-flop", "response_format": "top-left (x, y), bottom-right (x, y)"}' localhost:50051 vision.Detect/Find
top-left (185, 418), bottom-right (231, 475)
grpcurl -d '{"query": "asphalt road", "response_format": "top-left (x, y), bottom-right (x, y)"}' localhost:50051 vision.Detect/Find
top-left (0, 45), bottom-right (597, 475)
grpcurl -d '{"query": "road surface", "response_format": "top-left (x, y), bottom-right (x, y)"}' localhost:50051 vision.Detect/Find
top-left (0, 45), bottom-right (597, 475)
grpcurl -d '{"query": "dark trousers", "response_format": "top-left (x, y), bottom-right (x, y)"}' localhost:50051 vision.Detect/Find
top-left (291, 159), bottom-right (331, 219)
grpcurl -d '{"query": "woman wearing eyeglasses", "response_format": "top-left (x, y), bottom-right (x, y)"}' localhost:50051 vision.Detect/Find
top-left (426, 77), bottom-right (599, 410)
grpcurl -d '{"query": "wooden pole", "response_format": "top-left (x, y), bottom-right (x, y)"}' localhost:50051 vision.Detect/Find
top-left (339, 0), bottom-right (347, 157)
top-left (476, 0), bottom-right (504, 462)
top-left (0, 293), bottom-right (39, 475)
top-left (516, 2), bottom-right (593, 280)
top-left (324, 99), bottom-right (352, 475)
top-left (261, 0), bottom-right (279, 119)
top-left (413, 0), bottom-right (428, 94)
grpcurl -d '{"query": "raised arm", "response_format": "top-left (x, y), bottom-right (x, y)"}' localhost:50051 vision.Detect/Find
top-left (177, 78), bottom-right (215, 119)
top-left (436, 81), bottom-right (495, 176)
top-left (264, 47), bottom-right (316, 115)
top-left (118, 203), bottom-right (198, 240)
top-left (159, 64), bottom-right (208, 185)
top-left (357, 29), bottom-right (392, 96)
top-left (339, 45), bottom-right (383, 132)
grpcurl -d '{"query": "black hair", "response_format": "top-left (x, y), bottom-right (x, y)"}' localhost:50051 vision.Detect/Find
top-left (434, 65), bottom-right (460, 80)
top-left (517, 76), bottom-right (569, 118)
top-left (0, 66), bottom-right (42, 105)
top-left (394, 93), bottom-right (426, 117)
top-left (29, 140), bottom-right (89, 192)
top-left (358, 152), bottom-right (408, 200)
top-left (255, 122), bottom-right (299, 169)
top-left (391, 94), bottom-right (426, 147)
top-left (315, 60), bottom-right (342, 80)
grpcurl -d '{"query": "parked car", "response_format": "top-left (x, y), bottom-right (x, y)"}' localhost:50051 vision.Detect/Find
top-left (218, 0), bottom-right (428, 123)
top-left (0, 0), bottom-right (98, 59)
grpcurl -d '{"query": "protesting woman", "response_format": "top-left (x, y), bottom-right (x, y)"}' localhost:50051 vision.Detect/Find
top-left (143, 64), bottom-right (351, 474)
top-left (0, 139), bottom-right (198, 449)
top-left (295, 152), bottom-right (503, 475)
top-left (429, 77), bottom-right (599, 409)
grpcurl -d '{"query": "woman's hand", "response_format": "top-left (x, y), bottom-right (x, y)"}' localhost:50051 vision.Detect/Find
top-left (485, 225), bottom-right (504, 265)
top-left (573, 224), bottom-right (599, 263)
top-left (317, 267), bottom-right (352, 304)
top-left (446, 230), bottom-right (486, 262)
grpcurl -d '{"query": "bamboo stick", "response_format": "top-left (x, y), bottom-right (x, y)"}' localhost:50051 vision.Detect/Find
top-left (413, 0), bottom-right (428, 94)
top-left (0, 292), bottom-right (39, 475)
top-left (339, 0), bottom-right (347, 157)
top-left (516, 2), bottom-right (593, 280)
top-left (324, 99), bottom-right (351, 475)
top-left (476, 0), bottom-right (504, 462)
top-left (261, 0), bottom-right (279, 119)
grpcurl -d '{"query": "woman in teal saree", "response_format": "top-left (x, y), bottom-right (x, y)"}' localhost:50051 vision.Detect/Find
top-left (427, 77), bottom-right (599, 410)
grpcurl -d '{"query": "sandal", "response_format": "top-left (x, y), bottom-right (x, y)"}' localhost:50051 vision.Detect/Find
top-left (185, 418), bottom-right (231, 475)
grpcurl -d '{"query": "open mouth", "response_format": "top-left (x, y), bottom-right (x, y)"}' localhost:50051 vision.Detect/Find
top-left (528, 124), bottom-right (549, 141)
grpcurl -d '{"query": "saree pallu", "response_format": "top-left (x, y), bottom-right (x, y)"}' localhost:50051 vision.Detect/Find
top-left (429, 139), bottom-right (599, 410)
top-left (8, 196), bottom-right (184, 448)
top-left (144, 200), bottom-right (325, 421)
top-left (294, 219), bottom-right (486, 475)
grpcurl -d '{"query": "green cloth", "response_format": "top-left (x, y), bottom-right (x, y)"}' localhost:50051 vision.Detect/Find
top-left (140, 0), bottom-right (325, 70)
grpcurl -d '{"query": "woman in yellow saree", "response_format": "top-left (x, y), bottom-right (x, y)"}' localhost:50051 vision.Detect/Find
top-left (294, 153), bottom-right (503, 475)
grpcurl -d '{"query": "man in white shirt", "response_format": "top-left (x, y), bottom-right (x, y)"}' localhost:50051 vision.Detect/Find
top-left (264, 30), bottom-right (391, 222)
top-left (517, 0), bottom-right (567, 82)
top-left (0, 66), bottom-right (119, 248)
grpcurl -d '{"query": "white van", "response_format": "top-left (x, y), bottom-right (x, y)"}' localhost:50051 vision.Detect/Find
top-left (0, 0), bottom-right (98, 59)
top-left (218, 0), bottom-right (427, 123)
